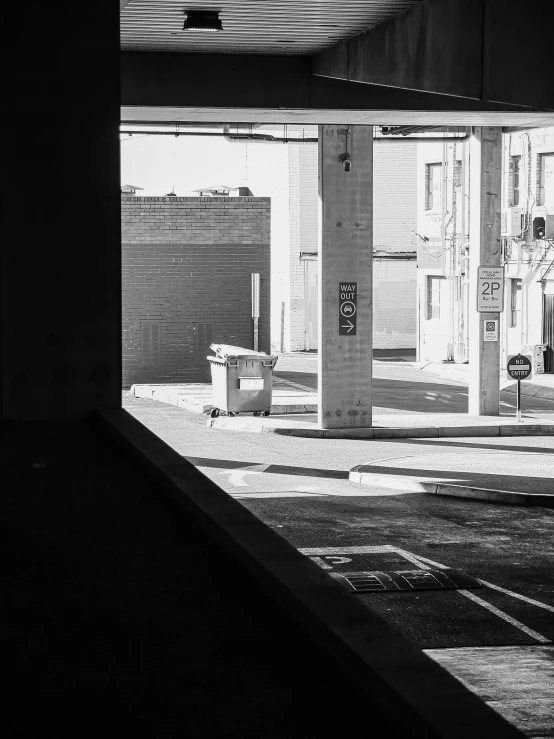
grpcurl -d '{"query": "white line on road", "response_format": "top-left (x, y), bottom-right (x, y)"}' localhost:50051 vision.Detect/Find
top-left (299, 545), bottom-right (396, 556)
top-left (394, 550), bottom-right (449, 570)
top-left (301, 545), bottom-right (553, 642)
top-left (477, 579), bottom-right (554, 613)
top-left (457, 589), bottom-right (551, 644)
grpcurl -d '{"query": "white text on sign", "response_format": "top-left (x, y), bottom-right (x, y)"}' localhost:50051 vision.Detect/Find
top-left (339, 282), bottom-right (357, 335)
top-left (477, 266), bottom-right (504, 312)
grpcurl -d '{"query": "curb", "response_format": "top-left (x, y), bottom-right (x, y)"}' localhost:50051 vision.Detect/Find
top-left (131, 383), bottom-right (317, 415)
top-left (349, 466), bottom-right (554, 507)
top-left (208, 416), bottom-right (554, 439)
top-left (96, 409), bottom-right (525, 739)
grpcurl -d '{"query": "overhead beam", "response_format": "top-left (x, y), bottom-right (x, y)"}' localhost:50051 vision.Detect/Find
top-left (313, 0), bottom-right (554, 111)
top-left (121, 53), bottom-right (554, 127)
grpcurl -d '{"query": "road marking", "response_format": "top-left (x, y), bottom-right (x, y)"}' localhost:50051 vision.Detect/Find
top-left (300, 545), bottom-right (396, 556)
top-left (209, 464), bottom-right (270, 487)
top-left (395, 550), bottom-right (449, 570)
top-left (392, 550), bottom-right (554, 614)
top-left (324, 556), bottom-right (353, 565)
top-left (476, 579), bottom-right (554, 613)
top-left (457, 589), bottom-right (551, 643)
top-left (302, 545), bottom-right (553, 642)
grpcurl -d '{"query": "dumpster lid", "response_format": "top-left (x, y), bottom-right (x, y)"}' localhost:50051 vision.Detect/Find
top-left (210, 343), bottom-right (277, 361)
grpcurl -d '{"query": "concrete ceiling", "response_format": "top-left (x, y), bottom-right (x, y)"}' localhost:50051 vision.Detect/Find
top-left (120, 0), bottom-right (422, 55)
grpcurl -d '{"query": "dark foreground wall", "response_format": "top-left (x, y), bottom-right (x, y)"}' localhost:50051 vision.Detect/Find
top-left (122, 197), bottom-right (270, 385)
top-left (2, 0), bottom-right (121, 420)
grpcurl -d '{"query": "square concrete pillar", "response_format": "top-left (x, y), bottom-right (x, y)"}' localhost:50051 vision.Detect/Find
top-left (468, 127), bottom-right (503, 415)
top-left (318, 126), bottom-right (373, 429)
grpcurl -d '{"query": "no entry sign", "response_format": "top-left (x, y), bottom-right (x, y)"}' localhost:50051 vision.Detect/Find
top-left (339, 282), bottom-right (357, 335)
top-left (507, 354), bottom-right (532, 380)
top-left (477, 266), bottom-right (504, 312)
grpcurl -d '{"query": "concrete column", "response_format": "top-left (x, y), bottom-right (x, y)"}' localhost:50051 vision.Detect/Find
top-left (468, 127), bottom-right (503, 415)
top-left (318, 126), bottom-right (373, 429)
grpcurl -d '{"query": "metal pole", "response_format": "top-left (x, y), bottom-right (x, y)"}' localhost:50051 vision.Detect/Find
top-left (280, 302), bottom-right (285, 353)
top-left (251, 273), bottom-right (260, 351)
top-left (517, 379), bottom-right (522, 422)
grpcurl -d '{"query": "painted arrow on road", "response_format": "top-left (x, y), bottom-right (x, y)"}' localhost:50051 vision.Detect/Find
top-left (217, 464), bottom-right (270, 487)
top-left (341, 319), bottom-right (355, 333)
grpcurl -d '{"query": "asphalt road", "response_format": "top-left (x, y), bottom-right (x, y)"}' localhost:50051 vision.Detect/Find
top-left (275, 353), bottom-right (554, 417)
top-left (124, 391), bottom-right (554, 652)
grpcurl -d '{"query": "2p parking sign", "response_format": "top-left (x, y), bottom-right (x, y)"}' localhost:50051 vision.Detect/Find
top-left (477, 266), bottom-right (504, 312)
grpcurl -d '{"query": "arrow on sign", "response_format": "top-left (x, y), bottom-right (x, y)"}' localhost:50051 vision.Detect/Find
top-left (341, 320), bottom-right (355, 333)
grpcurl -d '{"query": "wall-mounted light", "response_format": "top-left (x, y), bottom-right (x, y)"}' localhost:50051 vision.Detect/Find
top-left (183, 10), bottom-right (223, 32)
top-left (342, 127), bottom-right (352, 172)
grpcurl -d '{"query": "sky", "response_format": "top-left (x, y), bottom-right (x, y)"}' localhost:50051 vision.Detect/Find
top-left (120, 133), bottom-right (284, 197)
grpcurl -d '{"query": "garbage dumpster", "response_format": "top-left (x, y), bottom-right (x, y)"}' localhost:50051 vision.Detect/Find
top-left (208, 344), bottom-right (278, 418)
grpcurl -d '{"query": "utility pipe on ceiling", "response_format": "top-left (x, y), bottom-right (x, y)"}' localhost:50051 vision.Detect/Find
top-left (120, 130), bottom-right (471, 143)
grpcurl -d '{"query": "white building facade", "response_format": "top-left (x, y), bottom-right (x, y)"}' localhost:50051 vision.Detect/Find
top-left (415, 127), bottom-right (554, 373)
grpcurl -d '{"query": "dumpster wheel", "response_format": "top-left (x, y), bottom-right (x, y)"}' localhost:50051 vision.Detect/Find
top-left (210, 408), bottom-right (220, 418)
top-left (263, 410), bottom-right (270, 416)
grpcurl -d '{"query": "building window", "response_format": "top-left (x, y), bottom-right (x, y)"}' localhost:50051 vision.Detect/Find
top-left (425, 163), bottom-right (442, 210)
top-left (537, 153), bottom-right (554, 206)
top-left (509, 155), bottom-right (521, 206)
top-left (427, 275), bottom-right (444, 319)
top-left (511, 279), bottom-right (522, 327)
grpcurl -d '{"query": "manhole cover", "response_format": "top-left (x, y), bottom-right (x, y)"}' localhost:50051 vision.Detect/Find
top-left (331, 568), bottom-right (480, 593)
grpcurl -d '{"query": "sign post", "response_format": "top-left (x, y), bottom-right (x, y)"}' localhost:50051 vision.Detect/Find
top-left (339, 282), bottom-right (357, 335)
top-left (477, 266), bottom-right (504, 312)
top-left (507, 354), bottom-right (532, 422)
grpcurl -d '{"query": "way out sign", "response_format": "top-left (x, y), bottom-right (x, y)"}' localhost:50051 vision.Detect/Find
top-left (339, 282), bottom-right (357, 335)
top-left (477, 266), bottom-right (504, 312)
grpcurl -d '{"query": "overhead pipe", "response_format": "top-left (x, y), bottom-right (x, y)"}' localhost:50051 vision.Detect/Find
top-left (121, 128), bottom-right (471, 143)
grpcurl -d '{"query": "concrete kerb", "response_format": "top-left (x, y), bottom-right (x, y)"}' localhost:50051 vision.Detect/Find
top-left (349, 466), bottom-right (554, 507)
top-left (208, 416), bottom-right (554, 439)
top-left (96, 409), bottom-right (526, 739)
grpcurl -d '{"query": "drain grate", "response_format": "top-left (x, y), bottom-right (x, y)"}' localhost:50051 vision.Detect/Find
top-left (331, 568), bottom-right (481, 593)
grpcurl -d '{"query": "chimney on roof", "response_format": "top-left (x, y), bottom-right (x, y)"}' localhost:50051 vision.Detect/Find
top-left (238, 186), bottom-right (253, 196)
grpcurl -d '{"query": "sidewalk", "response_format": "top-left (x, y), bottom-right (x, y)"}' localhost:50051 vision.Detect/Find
top-left (132, 353), bottom-right (554, 441)
top-left (131, 377), bottom-right (317, 414)
top-left (208, 410), bottom-right (554, 440)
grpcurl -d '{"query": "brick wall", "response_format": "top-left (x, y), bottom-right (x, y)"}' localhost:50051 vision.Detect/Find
top-left (122, 196), bottom-right (270, 386)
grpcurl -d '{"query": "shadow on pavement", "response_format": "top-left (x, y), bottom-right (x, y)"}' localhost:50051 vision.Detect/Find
top-left (186, 456), bottom-right (349, 479)
top-left (391, 438), bottom-right (554, 455)
top-left (360, 463), bottom-right (553, 495)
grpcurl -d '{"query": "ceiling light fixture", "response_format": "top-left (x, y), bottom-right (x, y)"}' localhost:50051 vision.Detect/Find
top-left (183, 10), bottom-right (223, 32)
